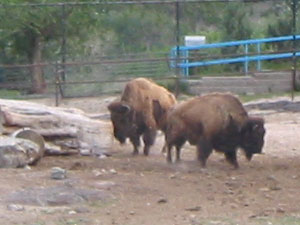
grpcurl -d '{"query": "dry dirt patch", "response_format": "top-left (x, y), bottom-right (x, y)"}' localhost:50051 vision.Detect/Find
top-left (0, 96), bottom-right (300, 225)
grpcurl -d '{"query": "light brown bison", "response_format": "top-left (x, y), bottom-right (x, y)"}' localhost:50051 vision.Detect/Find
top-left (107, 78), bottom-right (177, 155)
top-left (159, 93), bottom-right (265, 169)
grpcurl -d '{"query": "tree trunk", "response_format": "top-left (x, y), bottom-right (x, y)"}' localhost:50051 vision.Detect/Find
top-left (31, 36), bottom-right (47, 94)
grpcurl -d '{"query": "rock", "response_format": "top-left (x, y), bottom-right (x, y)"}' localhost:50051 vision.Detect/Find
top-left (0, 99), bottom-right (113, 155)
top-left (5, 185), bottom-right (110, 206)
top-left (80, 148), bottom-right (92, 156)
top-left (69, 161), bottom-right (86, 170)
top-left (0, 136), bottom-right (40, 168)
top-left (12, 128), bottom-right (45, 164)
top-left (51, 167), bottom-right (67, 180)
top-left (98, 154), bottom-right (107, 159)
top-left (276, 207), bottom-right (285, 213)
top-left (93, 181), bottom-right (116, 190)
top-left (92, 169), bottom-right (103, 177)
top-left (259, 187), bottom-right (270, 192)
top-left (169, 174), bottom-right (177, 179)
top-left (157, 198), bottom-right (168, 204)
top-left (185, 206), bottom-right (201, 212)
top-left (74, 207), bottom-right (90, 213)
top-left (68, 210), bottom-right (77, 215)
top-left (109, 169), bottom-right (117, 174)
top-left (7, 204), bottom-right (25, 211)
top-left (45, 142), bottom-right (78, 156)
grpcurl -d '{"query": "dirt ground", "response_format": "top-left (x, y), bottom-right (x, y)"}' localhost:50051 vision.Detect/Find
top-left (1, 96), bottom-right (300, 225)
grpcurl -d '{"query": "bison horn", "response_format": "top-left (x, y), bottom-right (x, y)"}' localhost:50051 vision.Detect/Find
top-left (120, 103), bottom-right (131, 114)
top-left (108, 102), bottom-right (131, 114)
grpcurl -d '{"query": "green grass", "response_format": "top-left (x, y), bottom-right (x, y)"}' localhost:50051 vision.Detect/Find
top-left (254, 216), bottom-right (300, 225)
top-left (0, 89), bottom-right (21, 99)
top-left (188, 216), bottom-right (300, 225)
top-left (238, 91), bottom-right (299, 103)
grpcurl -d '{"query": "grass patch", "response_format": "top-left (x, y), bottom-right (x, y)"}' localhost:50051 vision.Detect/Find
top-left (253, 216), bottom-right (300, 225)
top-left (238, 91), bottom-right (299, 103)
top-left (0, 89), bottom-right (21, 99)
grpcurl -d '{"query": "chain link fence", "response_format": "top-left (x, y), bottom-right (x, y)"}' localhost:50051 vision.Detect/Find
top-left (0, 0), bottom-right (298, 103)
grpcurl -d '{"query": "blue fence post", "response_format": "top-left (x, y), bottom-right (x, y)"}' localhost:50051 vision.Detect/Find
top-left (183, 49), bottom-right (189, 76)
top-left (244, 44), bottom-right (248, 74)
top-left (257, 43), bottom-right (261, 71)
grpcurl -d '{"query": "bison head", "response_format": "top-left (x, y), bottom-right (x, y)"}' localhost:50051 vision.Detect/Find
top-left (240, 117), bottom-right (265, 160)
top-left (107, 101), bottom-right (134, 144)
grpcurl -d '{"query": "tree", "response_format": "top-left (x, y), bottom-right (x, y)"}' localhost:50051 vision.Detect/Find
top-left (267, 0), bottom-right (300, 51)
top-left (0, 0), bottom-right (103, 93)
top-left (100, 4), bottom-right (175, 54)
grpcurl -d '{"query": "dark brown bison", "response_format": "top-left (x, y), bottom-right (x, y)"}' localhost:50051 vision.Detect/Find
top-left (107, 78), bottom-right (177, 155)
top-left (159, 93), bottom-right (265, 169)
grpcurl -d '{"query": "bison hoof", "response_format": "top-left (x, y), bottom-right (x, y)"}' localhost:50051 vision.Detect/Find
top-left (132, 150), bottom-right (139, 156)
top-left (233, 164), bottom-right (239, 170)
top-left (175, 159), bottom-right (181, 163)
top-left (167, 158), bottom-right (172, 164)
top-left (143, 148), bottom-right (150, 156)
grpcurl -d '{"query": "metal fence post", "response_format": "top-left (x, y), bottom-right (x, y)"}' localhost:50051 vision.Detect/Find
top-left (244, 44), bottom-right (248, 75)
top-left (292, 0), bottom-right (298, 100)
top-left (60, 3), bottom-right (66, 98)
top-left (55, 62), bottom-right (60, 106)
top-left (175, 1), bottom-right (180, 97)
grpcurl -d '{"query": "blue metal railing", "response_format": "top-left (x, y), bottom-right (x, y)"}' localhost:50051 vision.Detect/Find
top-left (170, 35), bottom-right (300, 76)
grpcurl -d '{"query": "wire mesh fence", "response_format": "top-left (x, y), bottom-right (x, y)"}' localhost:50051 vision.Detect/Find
top-left (0, 0), bottom-right (299, 102)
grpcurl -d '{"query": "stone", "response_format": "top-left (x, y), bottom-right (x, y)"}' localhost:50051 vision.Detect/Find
top-left (51, 167), bottom-right (67, 180)
top-left (0, 136), bottom-right (40, 168)
top-left (185, 206), bottom-right (201, 212)
top-left (0, 99), bottom-right (114, 156)
top-left (5, 185), bottom-right (110, 206)
top-left (157, 198), bottom-right (168, 204)
top-left (7, 204), bottom-right (25, 211)
top-left (12, 128), bottom-right (45, 164)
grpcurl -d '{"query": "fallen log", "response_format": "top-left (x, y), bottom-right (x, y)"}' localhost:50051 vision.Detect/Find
top-left (0, 99), bottom-right (113, 156)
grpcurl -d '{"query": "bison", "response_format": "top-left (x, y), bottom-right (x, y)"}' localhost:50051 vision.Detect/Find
top-left (107, 78), bottom-right (176, 155)
top-left (158, 93), bottom-right (265, 169)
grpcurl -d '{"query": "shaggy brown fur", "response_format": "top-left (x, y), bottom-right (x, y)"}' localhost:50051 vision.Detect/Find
top-left (108, 78), bottom-right (176, 155)
top-left (164, 93), bottom-right (265, 169)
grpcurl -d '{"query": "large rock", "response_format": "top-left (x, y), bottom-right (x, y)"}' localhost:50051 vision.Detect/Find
top-left (0, 99), bottom-right (114, 155)
top-left (12, 128), bottom-right (45, 164)
top-left (0, 136), bottom-right (41, 168)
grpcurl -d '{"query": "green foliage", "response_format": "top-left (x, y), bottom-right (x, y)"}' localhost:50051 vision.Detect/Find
top-left (0, 89), bottom-right (21, 99)
top-left (157, 78), bottom-right (189, 95)
top-left (266, 1), bottom-right (300, 52)
top-left (220, 3), bottom-right (253, 42)
top-left (0, 0), bottom-right (105, 64)
top-left (0, 0), bottom-right (299, 91)
top-left (100, 5), bottom-right (174, 54)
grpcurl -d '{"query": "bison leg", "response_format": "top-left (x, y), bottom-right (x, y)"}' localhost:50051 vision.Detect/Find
top-left (197, 138), bottom-right (212, 168)
top-left (175, 138), bottom-right (186, 162)
top-left (167, 143), bottom-right (173, 163)
top-left (129, 135), bottom-right (140, 155)
top-left (225, 151), bottom-right (239, 169)
top-left (143, 129), bottom-right (157, 156)
top-left (175, 146), bottom-right (181, 162)
top-left (161, 141), bottom-right (167, 154)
